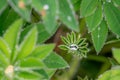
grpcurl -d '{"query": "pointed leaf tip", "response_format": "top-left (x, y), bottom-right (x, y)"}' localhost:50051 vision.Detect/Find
top-left (43, 52), bottom-right (69, 69)
top-left (104, 2), bottom-right (120, 36)
top-left (17, 26), bottom-right (37, 59)
top-left (80, 0), bottom-right (98, 17)
top-left (3, 19), bottom-right (23, 51)
top-left (92, 20), bottom-right (108, 53)
top-left (31, 44), bottom-right (55, 60)
top-left (58, 0), bottom-right (79, 32)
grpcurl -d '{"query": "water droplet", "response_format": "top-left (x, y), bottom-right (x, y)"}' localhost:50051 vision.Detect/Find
top-left (69, 44), bottom-right (78, 51)
top-left (67, 16), bottom-right (72, 21)
top-left (43, 4), bottom-right (49, 10)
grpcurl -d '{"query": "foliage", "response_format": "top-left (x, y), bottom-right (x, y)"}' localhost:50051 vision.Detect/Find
top-left (0, 19), bottom-right (68, 80)
top-left (0, 0), bottom-right (120, 80)
top-left (80, 0), bottom-right (120, 53)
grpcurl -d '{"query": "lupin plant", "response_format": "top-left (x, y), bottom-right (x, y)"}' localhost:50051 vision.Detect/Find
top-left (59, 32), bottom-right (89, 58)
top-left (0, 19), bottom-right (69, 80)
top-left (1, 0), bottom-right (120, 80)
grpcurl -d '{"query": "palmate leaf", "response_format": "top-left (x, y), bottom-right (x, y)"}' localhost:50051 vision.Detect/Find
top-left (86, 3), bottom-right (102, 32)
top-left (8, 0), bottom-right (31, 21)
top-left (43, 52), bottom-right (69, 69)
top-left (0, 17), bottom-right (68, 79)
top-left (58, 0), bottom-right (79, 31)
top-left (60, 32), bottom-right (88, 58)
top-left (32, 0), bottom-right (57, 34)
top-left (17, 27), bottom-right (37, 60)
top-left (104, 2), bottom-right (120, 36)
top-left (80, 0), bottom-right (98, 17)
top-left (91, 20), bottom-right (108, 53)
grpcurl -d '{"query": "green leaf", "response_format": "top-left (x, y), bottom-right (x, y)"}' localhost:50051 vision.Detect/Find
top-left (86, 3), bottom-right (102, 32)
top-left (104, 2), bottom-right (120, 36)
top-left (0, 51), bottom-right (9, 67)
top-left (17, 27), bottom-right (37, 59)
top-left (3, 19), bottom-right (22, 52)
top-left (98, 69), bottom-right (120, 80)
top-left (44, 68), bottom-right (56, 79)
top-left (8, 0), bottom-right (31, 21)
top-left (32, 0), bottom-right (57, 34)
top-left (59, 45), bottom-right (69, 50)
top-left (43, 52), bottom-right (69, 69)
top-left (112, 48), bottom-right (120, 64)
top-left (19, 24), bottom-right (33, 44)
top-left (80, 0), bottom-right (98, 17)
top-left (113, 0), bottom-right (120, 7)
top-left (108, 58), bottom-right (119, 66)
top-left (91, 20), bottom-right (108, 53)
top-left (0, 37), bottom-right (10, 58)
top-left (16, 71), bottom-right (43, 80)
top-left (20, 23), bottom-right (58, 43)
top-left (19, 57), bottom-right (45, 69)
top-left (31, 44), bottom-right (55, 60)
top-left (0, 7), bottom-right (20, 36)
top-left (71, 0), bottom-right (81, 11)
top-left (58, 0), bottom-right (79, 31)
top-left (61, 36), bottom-right (70, 45)
top-left (0, 0), bottom-right (7, 15)
top-left (36, 23), bottom-right (58, 43)
top-left (34, 69), bottom-right (49, 79)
